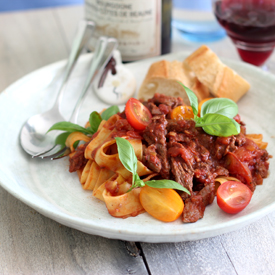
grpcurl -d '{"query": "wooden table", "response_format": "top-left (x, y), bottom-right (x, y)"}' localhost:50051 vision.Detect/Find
top-left (1, 5), bottom-right (275, 275)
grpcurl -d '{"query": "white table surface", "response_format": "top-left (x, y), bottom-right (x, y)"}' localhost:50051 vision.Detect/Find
top-left (1, 5), bottom-right (275, 275)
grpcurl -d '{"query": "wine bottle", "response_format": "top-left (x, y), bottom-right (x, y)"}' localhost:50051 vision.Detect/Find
top-left (85, 0), bottom-right (171, 62)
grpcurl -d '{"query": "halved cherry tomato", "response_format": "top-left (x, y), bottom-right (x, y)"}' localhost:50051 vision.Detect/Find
top-left (125, 98), bottom-right (152, 131)
top-left (217, 181), bottom-right (252, 214)
top-left (224, 150), bottom-right (255, 194)
top-left (224, 152), bottom-right (253, 190)
top-left (198, 97), bottom-right (213, 116)
top-left (139, 185), bottom-right (184, 222)
top-left (170, 106), bottom-right (194, 120)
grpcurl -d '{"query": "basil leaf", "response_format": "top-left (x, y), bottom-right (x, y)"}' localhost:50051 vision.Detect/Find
top-left (145, 179), bottom-right (191, 194)
top-left (177, 82), bottom-right (198, 116)
top-left (115, 137), bottom-right (190, 195)
top-left (55, 132), bottom-right (71, 145)
top-left (115, 137), bottom-right (137, 174)
top-left (101, 105), bottom-right (120, 120)
top-left (89, 111), bottom-right (102, 134)
top-left (73, 140), bottom-right (80, 149)
top-left (200, 98), bottom-right (238, 118)
top-left (48, 121), bottom-right (93, 135)
top-left (134, 174), bottom-right (145, 187)
top-left (196, 113), bottom-right (240, 137)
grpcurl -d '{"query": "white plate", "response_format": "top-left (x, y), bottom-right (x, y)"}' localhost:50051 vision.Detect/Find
top-left (0, 52), bottom-right (274, 243)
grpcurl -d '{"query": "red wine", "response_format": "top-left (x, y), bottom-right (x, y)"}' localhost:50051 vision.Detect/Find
top-left (214, 0), bottom-right (275, 66)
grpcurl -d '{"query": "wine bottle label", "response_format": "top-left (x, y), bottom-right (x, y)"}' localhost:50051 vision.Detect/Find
top-left (85, 0), bottom-right (161, 61)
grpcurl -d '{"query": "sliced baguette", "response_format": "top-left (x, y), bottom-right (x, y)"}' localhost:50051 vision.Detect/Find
top-left (184, 45), bottom-right (250, 102)
top-left (137, 60), bottom-right (210, 103)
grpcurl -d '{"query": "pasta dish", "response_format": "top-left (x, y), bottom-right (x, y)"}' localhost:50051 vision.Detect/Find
top-left (50, 91), bottom-right (270, 223)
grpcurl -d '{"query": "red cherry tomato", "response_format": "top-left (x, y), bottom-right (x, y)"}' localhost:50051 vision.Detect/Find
top-left (125, 98), bottom-right (152, 130)
top-left (217, 181), bottom-right (252, 214)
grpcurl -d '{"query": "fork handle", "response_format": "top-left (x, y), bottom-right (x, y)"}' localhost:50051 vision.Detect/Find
top-left (53, 20), bottom-right (95, 109)
top-left (69, 37), bottom-right (118, 123)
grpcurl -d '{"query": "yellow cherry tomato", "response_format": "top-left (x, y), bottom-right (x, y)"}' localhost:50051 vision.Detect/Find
top-left (198, 97), bottom-right (213, 116)
top-left (170, 106), bottom-right (194, 120)
top-left (139, 185), bottom-right (184, 222)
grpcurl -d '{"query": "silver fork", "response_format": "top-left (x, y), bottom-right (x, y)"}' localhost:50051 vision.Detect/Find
top-left (34, 36), bottom-right (118, 160)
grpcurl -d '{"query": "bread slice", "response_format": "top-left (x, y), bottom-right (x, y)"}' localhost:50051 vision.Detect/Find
top-left (184, 45), bottom-right (250, 102)
top-left (137, 60), bottom-right (210, 103)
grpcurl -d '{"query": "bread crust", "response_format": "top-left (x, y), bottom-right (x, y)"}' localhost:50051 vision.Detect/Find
top-left (137, 60), bottom-right (210, 103)
top-left (184, 45), bottom-right (250, 102)
top-left (138, 45), bottom-right (250, 104)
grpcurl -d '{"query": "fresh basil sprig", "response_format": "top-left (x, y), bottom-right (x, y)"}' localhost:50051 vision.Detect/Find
top-left (88, 111), bottom-right (102, 134)
top-left (47, 105), bottom-right (120, 147)
top-left (184, 85), bottom-right (199, 116)
top-left (195, 113), bottom-right (240, 136)
top-left (101, 105), bottom-right (120, 120)
top-left (48, 105), bottom-right (120, 135)
top-left (115, 137), bottom-right (190, 194)
top-left (178, 82), bottom-right (240, 137)
top-left (200, 97), bottom-right (238, 118)
top-left (55, 132), bottom-right (71, 145)
top-left (47, 121), bottom-right (92, 150)
top-left (115, 136), bottom-right (138, 187)
top-left (48, 121), bottom-right (93, 135)
top-left (87, 105), bottom-right (120, 134)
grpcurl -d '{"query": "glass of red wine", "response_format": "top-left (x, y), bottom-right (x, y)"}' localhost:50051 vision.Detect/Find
top-left (212, 0), bottom-right (275, 67)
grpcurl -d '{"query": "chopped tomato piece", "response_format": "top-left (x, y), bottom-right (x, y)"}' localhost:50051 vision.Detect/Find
top-left (170, 106), bottom-right (194, 120)
top-left (217, 181), bottom-right (252, 214)
top-left (224, 152), bottom-right (253, 190)
top-left (246, 134), bottom-right (268, 149)
top-left (233, 114), bottom-right (241, 123)
top-left (125, 98), bottom-right (152, 131)
top-left (139, 185), bottom-right (184, 222)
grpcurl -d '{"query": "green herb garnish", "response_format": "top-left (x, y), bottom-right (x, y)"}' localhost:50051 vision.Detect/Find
top-left (115, 137), bottom-right (190, 194)
top-left (178, 82), bottom-right (240, 137)
top-left (200, 97), bottom-right (238, 118)
top-left (54, 132), bottom-right (71, 145)
top-left (88, 111), bottom-right (102, 134)
top-left (101, 105), bottom-right (120, 120)
top-left (47, 105), bottom-right (120, 148)
top-left (48, 121), bottom-right (93, 135)
top-left (195, 113), bottom-right (240, 136)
